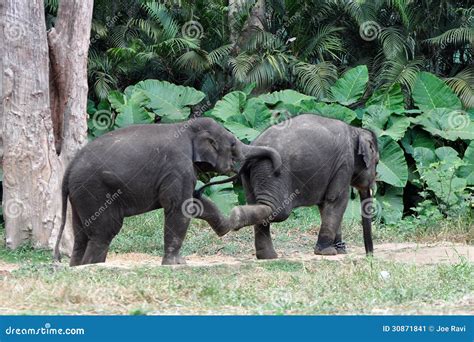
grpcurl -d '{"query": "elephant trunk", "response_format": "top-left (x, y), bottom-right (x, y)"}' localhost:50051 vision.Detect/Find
top-left (238, 143), bottom-right (282, 175)
top-left (359, 188), bottom-right (374, 255)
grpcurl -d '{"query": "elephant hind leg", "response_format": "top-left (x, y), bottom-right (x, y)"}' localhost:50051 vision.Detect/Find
top-left (197, 196), bottom-right (274, 235)
top-left (68, 207), bottom-right (90, 266)
top-left (81, 238), bottom-right (114, 265)
top-left (254, 223), bottom-right (278, 259)
top-left (80, 212), bottom-right (123, 265)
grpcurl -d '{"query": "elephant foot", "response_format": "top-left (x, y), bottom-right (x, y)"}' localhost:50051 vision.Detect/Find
top-left (162, 255), bottom-right (187, 265)
top-left (314, 245), bottom-right (337, 256)
top-left (214, 225), bottom-right (231, 237)
top-left (256, 249), bottom-right (278, 260)
top-left (335, 241), bottom-right (347, 254)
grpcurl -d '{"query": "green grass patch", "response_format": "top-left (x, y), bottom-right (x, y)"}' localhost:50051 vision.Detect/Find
top-left (0, 258), bottom-right (471, 315)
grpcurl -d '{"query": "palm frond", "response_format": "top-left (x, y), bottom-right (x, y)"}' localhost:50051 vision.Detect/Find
top-left (378, 57), bottom-right (423, 91)
top-left (176, 50), bottom-right (210, 73)
top-left (293, 61), bottom-right (338, 99)
top-left (141, 2), bottom-right (179, 40)
top-left (299, 25), bottom-right (344, 61)
top-left (425, 27), bottom-right (474, 47)
top-left (242, 29), bottom-right (284, 52)
top-left (379, 27), bottom-right (411, 60)
top-left (445, 67), bottom-right (474, 109)
top-left (229, 53), bottom-right (258, 83)
top-left (207, 44), bottom-right (233, 66)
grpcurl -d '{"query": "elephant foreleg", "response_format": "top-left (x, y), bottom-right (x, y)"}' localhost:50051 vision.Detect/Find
top-left (315, 191), bottom-right (350, 256)
top-left (196, 196), bottom-right (273, 236)
top-left (162, 209), bottom-right (190, 265)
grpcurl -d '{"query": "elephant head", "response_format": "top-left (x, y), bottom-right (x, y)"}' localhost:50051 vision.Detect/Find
top-left (190, 118), bottom-right (282, 174)
top-left (351, 127), bottom-right (379, 254)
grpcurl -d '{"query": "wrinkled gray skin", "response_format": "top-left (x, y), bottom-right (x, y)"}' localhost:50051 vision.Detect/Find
top-left (196, 114), bottom-right (379, 258)
top-left (54, 118), bottom-right (282, 266)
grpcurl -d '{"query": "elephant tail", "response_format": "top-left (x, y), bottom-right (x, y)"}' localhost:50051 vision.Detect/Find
top-left (53, 175), bottom-right (70, 263)
top-left (359, 188), bottom-right (374, 255)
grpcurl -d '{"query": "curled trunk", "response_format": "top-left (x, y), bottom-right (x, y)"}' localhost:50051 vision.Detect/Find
top-left (239, 142), bottom-right (282, 174)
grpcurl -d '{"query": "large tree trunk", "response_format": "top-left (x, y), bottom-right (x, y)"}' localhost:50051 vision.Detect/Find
top-left (1, 0), bottom-right (93, 253)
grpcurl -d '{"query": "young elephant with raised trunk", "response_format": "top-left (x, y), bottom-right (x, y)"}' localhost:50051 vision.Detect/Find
top-left (196, 114), bottom-right (379, 257)
top-left (54, 118), bottom-right (281, 266)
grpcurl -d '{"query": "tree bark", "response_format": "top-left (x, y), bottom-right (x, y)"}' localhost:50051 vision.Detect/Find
top-left (1, 0), bottom-right (93, 253)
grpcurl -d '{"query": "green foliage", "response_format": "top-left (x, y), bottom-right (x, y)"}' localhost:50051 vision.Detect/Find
top-left (134, 80), bottom-right (206, 122)
top-left (412, 72), bottom-right (462, 111)
top-left (362, 106), bottom-right (411, 141)
top-left (413, 147), bottom-right (468, 204)
top-left (458, 142), bottom-right (474, 186)
top-left (413, 108), bottom-right (474, 141)
top-left (366, 84), bottom-right (405, 113)
top-left (329, 65), bottom-right (368, 105)
top-left (109, 80), bottom-right (205, 127)
top-left (377, 136), bottom-right (408, 187)
top-left (302, 102), bottom-right (357, 123)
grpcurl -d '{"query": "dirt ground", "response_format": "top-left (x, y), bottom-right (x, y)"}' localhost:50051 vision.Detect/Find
top-left (100, 242), bottom-right (473, 268)
top-left (0, 242), bottom-right (472, 272)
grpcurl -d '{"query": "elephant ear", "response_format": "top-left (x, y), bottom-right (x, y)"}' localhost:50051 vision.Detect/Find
top-left (193, 130), bottom-right (218, 168)
top-left (358, 130), bottom-right (377, 168)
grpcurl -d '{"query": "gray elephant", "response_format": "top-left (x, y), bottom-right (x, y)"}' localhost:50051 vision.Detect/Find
top-left (54, 117), bottom-right (282, 266)
top-left (196, 114), bottom-right (379, 257)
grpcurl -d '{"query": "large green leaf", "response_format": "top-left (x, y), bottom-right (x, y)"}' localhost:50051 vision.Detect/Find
top-left (377, 186), bottom-right (404, 224)
top-left (224, 122), bottom-right (261, 142)
top-left (377, 136), bottom-right (408, 187)
top-left (362, 105), bottom-right (411, 141)
top-left (134, 80), bottom-right (205, 122)
top-left (413, 108), bottom-right (474, 140)
top-left (109, 90), bottom-right (153, 128)
top-left (366, 84), bottom-right (405, 113)
top-left (205, 91), bottom-right (247, 123)
top-left (301, 101), bottom-right (357, 123)
top-left (401, 128), bottom-right (436, 155)
top-left (412, 72), bottom-right (462, 110)
top-left (257, 89), bottom-right (315, 106)
top-left (242, 98), bottom-right (272, 130)
top-left (330, 65), bottom-right (368, 105)
top-left (458, 142), bottom-right (474, 185)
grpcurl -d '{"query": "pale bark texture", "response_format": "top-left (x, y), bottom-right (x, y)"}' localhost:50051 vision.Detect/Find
top-left (1, 0), bottom-right (93, 253)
